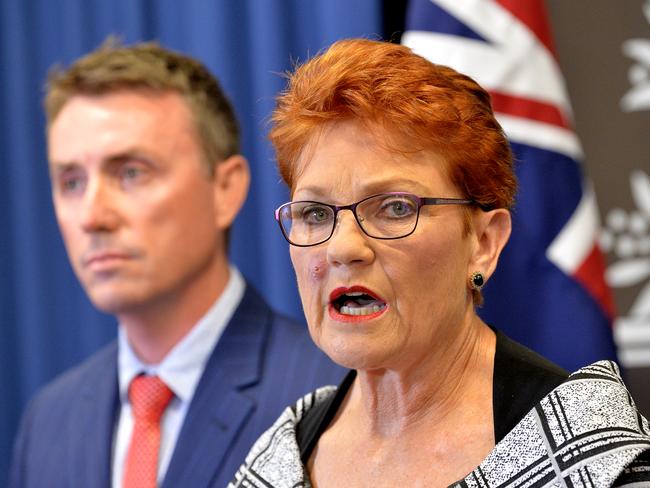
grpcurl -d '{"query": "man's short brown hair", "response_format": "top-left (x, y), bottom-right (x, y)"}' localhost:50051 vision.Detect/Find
top-left (45, 38), bottom-right (240, 174)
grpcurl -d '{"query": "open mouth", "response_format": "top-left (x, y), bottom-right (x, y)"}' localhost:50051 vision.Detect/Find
top-left (329, 287), bottom-right (387, 317)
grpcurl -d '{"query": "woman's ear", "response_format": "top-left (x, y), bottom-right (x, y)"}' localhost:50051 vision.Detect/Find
top-left (469, 208), bottom-right (512, 281)
top-left (212, 155), bottom-right (250, 230)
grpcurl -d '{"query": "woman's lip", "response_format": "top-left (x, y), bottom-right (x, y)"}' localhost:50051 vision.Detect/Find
top-left (328, 285), bottom-right (384, 302)
top-left (328, 302), bottom-right (388, 323)
top-left (327, 285), bottom-right (388, 323)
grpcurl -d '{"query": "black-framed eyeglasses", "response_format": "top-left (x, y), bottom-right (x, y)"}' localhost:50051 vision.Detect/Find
top-left (274, 192), bottom-right (477, 247)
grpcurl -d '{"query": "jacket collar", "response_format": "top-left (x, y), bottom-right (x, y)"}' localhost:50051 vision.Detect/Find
top-left (162, 285), bottom-right (269, 487)
top-left (76, 342), bottom-right (120, 488)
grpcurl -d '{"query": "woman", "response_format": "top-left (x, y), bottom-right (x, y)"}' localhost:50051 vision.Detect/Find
top-left (230, 39), bottom-right (650, 487)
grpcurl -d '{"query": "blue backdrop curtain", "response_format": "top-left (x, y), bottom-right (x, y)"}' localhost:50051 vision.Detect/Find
top-left (0, 1), bottom-right (382, 483)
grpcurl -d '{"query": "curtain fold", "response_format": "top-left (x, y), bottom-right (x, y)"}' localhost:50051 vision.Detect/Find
top-left (0, 2), bottom-right (382, 483)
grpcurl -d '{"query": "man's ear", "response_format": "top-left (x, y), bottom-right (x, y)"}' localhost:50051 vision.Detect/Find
top-left (469, 208), bottom-right (512, 281)
top-left (212, 155), bottom-right (250, 230)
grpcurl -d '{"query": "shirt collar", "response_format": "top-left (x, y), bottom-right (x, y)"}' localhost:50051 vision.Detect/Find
top-left (118, 266), bottom-right (245, 405)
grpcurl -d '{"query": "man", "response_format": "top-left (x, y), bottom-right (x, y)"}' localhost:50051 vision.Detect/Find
top-left (10, 41), bottom-right (343, 488)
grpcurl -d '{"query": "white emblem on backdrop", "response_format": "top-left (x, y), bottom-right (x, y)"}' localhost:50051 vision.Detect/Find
top-left (609, 1), bottom-right (650, 367)
top-left (620, 0), bottom-right (650, 111)
top-left (601, 171), bottom-right (650, 367)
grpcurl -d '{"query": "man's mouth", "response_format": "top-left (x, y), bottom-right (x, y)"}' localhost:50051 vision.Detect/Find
top-left (329, 286), bottom-right (387, 319)
top-left (82, 250), bottom-right (135, 270)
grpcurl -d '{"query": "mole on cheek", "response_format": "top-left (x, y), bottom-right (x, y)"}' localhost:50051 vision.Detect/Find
top-left (309, 260), bottom-right (327, 281)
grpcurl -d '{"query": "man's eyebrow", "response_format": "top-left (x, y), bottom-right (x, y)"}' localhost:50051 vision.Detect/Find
top-left (49, 149), bottom-right (150, 171)
top-left (49, 161), bottom-right (80, 173)
top-left (105, 153), bottom-right (137, 165)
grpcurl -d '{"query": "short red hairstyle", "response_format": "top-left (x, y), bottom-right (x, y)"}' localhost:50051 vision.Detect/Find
top-left (269, 38), bottom-right (516, 211)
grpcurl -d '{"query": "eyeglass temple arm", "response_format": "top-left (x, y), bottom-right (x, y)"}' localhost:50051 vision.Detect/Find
top-left (420, 197), bottom-right (492, 211)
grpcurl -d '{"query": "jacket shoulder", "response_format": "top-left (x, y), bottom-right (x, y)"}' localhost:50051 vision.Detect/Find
top-left (27, 340), bottom-right (117, 406)
top-left (10, 341), bottom-right (118, 488)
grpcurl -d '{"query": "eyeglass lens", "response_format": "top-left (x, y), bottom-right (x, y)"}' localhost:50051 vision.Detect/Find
top-left (279, 193), bottom-right (421, 246)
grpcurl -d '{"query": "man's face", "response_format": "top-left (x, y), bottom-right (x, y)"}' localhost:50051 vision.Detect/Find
top-left (48, 90), bottom-right (225, 315)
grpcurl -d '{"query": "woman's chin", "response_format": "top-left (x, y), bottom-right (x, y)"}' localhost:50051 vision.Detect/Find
top-left (321, 340), bottom-right (394, 371)
top-left (310, 315), bottom-right (399, 370)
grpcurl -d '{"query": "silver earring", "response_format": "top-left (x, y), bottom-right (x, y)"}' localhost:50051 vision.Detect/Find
top-left (470, 271), bottom-right (485, 290)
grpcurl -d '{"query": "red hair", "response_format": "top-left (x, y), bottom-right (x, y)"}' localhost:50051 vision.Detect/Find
top-left (269, 38), bottom-right (516, 211)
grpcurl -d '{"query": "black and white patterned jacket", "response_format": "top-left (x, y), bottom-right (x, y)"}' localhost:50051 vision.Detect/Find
top-left (229, 361), bottom-right (650, 488)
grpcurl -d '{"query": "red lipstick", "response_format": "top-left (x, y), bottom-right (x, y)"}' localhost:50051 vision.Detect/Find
top-left (328, 286), bottom-right (388, 323)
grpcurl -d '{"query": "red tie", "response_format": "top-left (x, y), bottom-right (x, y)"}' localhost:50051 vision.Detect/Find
top-left (123, 375), bottom-right (174, 488)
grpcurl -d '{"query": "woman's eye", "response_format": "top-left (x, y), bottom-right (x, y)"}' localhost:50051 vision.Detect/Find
top-left (303, 206), bottom-right (331, 224)
top-left (382, 199), bottom-right (415, 218)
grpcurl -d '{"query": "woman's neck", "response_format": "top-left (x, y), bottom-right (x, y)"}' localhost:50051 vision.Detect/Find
top-left (346, 317), bottom-right (496, 437)
top-left (307, 316), bottom-right (498, 488)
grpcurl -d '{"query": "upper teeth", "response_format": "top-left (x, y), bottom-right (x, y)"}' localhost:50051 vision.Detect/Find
top-left (340, 305), bottom-right (383, 316)
top-left (345, 292), bottom-right (365, 297)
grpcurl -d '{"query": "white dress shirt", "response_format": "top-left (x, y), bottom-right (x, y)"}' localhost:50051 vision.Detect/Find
top-left (111, 266), bottom-right (245, 488)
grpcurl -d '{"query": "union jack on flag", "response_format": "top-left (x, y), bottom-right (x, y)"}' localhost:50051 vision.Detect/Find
top-left (402, 0), bottom-right (617, 370)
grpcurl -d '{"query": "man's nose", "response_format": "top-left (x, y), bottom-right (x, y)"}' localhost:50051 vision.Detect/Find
top-left (80, 178), bottom-right (120, 233)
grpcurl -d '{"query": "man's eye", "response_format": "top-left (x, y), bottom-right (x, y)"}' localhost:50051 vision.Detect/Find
top-left (120, 165), bottom-right (144, 180)
top-left (117, 162), bottom-right (152, 186)
top-left (59, 173), bottom-right (86, 194)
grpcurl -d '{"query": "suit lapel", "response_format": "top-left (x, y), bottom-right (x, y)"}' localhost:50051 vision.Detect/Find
top-left (73, 342), bottom-right (119, 488)
top-left (162, 286), bottom-right (269, 488)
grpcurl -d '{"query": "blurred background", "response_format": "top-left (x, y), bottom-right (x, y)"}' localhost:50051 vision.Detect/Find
top-left (1, 1), bottom-right (648, 485)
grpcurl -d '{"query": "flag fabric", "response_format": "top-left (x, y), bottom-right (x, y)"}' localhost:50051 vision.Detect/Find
top-left (402, 0), bottom-right (617, 370)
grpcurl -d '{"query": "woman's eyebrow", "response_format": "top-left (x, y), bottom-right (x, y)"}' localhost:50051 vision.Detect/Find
top-left (361, 179), bottom-right (431, 195)
top-left (294, 179), bottom-right (431, 200)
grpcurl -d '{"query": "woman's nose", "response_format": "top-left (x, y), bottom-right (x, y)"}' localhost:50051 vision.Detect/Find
top-left (326, 210), bottom-right (375, 267)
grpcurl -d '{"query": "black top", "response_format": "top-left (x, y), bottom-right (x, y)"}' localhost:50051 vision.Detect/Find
top-left (297, 329), bottom-right (568, 463)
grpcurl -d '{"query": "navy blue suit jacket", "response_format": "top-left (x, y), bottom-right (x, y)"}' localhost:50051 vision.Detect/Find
top-left (10, 284), bottom-right (345, 487)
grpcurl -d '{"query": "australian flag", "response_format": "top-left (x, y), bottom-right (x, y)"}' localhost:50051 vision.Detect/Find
top-left (402, 0), bottom-right (618, 370)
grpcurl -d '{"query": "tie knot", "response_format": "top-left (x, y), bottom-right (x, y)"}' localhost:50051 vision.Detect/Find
top-left (128, 375), bottom-right (173, 422)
